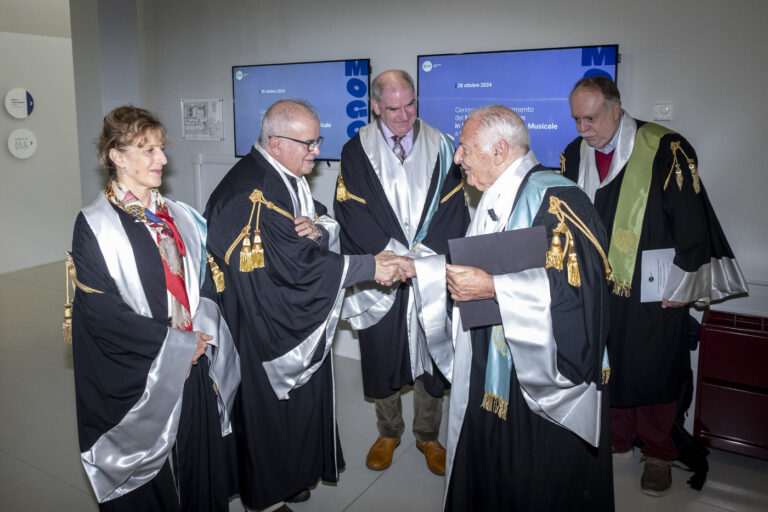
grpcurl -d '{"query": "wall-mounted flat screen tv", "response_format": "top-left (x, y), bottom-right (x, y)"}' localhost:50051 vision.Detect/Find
top-left (417, 45), bottom-right (618, 167)
top-left (233, 58), bottom-right (371, 160)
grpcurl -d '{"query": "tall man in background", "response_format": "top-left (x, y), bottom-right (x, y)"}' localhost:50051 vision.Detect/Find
top-left (563, 76), bottom-right (747, 496)
top-left (205, 99), bottom-right (406, 511)
top-left (334, 70), bottom-right (470, 475)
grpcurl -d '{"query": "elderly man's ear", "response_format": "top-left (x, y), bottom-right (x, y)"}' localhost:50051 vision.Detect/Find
top-left (492, 140), bottom-right (508, 165)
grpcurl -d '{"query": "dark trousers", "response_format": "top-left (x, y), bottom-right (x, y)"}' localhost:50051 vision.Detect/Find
top-left (375, 378), bottom-right (443, 442)
top-left (611, 402), bottom-right (678, 461)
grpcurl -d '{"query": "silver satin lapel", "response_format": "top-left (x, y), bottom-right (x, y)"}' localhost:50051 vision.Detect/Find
top-left (81, 328), bottom-right (196, 502)
top-left (495, 269), bottom-right (601, 447)
top-left (578, 113), bottom-right (636, 202)
top-left (82, 194), bottom-right (152, 316)
top-left (194, 298), bottom-right (240, 436)
top-left (358, 122), bottom-right (438, 244)
top-left (262, 259), bottom-right (349, 400)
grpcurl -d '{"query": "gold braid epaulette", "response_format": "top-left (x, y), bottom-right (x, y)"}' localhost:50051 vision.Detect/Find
top-left (440, 176), bottom-right (467, 205)
top-left (545, 196), bottom-right (612, 287)
top-left (224, 188), bottom-right (295, 272)
top-left (62, 251), bottom-right (103, 344)
top-left (335, 167), bottom-right (366, 204)
top-left (664, 141), bottom-right (700, 194)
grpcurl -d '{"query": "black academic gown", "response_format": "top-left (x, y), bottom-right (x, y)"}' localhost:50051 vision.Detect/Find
top-left (334, 130), bottom-right (470, 398)
top-left (446, 172), bottom-right (614, 511)
top-left (71, 204), bottom-right (231, 512)
top-left (563, 120), bottom-right (742, 407)
top-left (204, 147), bottom-right (345, 509)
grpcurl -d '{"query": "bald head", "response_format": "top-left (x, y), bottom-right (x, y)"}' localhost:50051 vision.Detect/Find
top-left (371, 70), bottom-right (415, 103)
top-left (259, 99), bottom-right (319, 146)
top-left (260, 99), bottom-right (321, 177)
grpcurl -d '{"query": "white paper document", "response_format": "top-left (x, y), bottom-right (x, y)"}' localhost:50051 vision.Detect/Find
top-left (640, 248), bottom-right (675, 303)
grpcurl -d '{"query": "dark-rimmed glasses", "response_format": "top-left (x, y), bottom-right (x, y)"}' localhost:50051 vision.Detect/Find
top-left (270, 135), bottom-right (324, 152)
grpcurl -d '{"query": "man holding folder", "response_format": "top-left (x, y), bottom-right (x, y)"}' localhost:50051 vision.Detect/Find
top-left (433, 105), bottom-right (615, 510)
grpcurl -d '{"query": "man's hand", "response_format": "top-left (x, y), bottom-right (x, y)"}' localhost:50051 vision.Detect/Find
top-left (295, 216), bottom-right (320, 242)
top-left (374, 250), bottom-right (413, 285)
top-left (446, 264), bottom-right (495, 302)
top-left (188, 331), bottom-right (213, 379)
top-left (661, 299), bottom-right (688, 308)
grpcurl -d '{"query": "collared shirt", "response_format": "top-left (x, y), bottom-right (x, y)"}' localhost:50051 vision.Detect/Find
top-left (596, 123), bottom-right (621, 154)
top-left (380, 121), bottom-right (415, 158)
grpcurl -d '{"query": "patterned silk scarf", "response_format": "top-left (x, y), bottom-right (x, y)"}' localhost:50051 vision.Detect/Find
top-left (106, 182), bottom-right (192, 331)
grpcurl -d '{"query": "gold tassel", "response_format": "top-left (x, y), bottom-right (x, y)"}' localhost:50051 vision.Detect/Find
top-left (336, 173), bottom-right (349, 202)
top-left (559, 152), bottom-right (566, 174)
top-left (251, 229), bottom-right (264, 269)
top-left (335, 172), bottom-right (366, 204)
top-left (62, 302), bottom-right (73, 344)
top-left (239, 234), bottom-right (252, 272)
top-left (688, 160), bottom-right (700, 194)
top-left (63, 253), bottom-right (73, 344)
top-left (545, 228), bottom-right (565, 270)
top-left (675, 162), bottom-right (683, 190)
top-left (480, 391), bottom-right (508, 420)
top-left (206, 252), bottom-right (225, 292)
top-left (611, 279), bottom-right (632, 297)
top-left (567, 239), bottom-right (581, 287)
top-left (601, 366), bottom-right (611, 385)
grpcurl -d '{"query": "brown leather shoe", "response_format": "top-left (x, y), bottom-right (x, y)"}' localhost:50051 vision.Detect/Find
top-left (366, 436), bottom-right (401, 470)
top-left (416, 440), bottom-right (446, 475)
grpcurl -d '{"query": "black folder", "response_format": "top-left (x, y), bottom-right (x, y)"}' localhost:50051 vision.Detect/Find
top-left (448, 225), bottom-right (547, 329)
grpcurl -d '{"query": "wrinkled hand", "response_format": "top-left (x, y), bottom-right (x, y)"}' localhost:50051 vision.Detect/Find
top-left (295, 216), bottom-right (320, 241)
top-left (661, 299), bottom-right (688, 308)
top-left (188, 331), bottom-right (213, 379)
top-left (446, 264), bottom-right (495, 302)
top-left (374, 250), bottom-right (412, 285)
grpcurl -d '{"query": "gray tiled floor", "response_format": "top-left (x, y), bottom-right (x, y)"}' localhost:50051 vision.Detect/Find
top-left (1, 261), bottom-right (767, 511)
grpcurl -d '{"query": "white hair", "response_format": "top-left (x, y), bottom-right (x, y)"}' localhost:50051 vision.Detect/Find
top-left (466, 104), bottom-right (529, 152)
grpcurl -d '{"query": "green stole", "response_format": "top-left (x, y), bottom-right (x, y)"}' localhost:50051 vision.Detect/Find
top-left (608, 123), bottom-right (673, 296)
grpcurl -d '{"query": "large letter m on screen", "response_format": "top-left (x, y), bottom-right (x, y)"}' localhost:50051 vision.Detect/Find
top-left (582, 47), bottom-right (616, 66)
top-left (345, 60), bottom-right (368, 76)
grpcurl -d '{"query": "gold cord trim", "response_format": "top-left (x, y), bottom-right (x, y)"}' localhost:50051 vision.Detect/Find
top-left (224, 188), bottom-right (294, 271)
top-left (63, 251), bottom-right (104, 344)
top-left (546, 196), bottom-right (612, 286)
top-left (559, 152), bottom-right (566, 174)
top-left (481, 391), bottom-right (508, 420)
top-left (664, 141), bottom-right (700, 193)
top-left (335, 168), bottom-right (366, 204)
top-left (66, 252), bottom-right (103, 294)
top-left (440, 177), bottom-right (466, 204)
top-left (206, 252), bottom-right (225, 292)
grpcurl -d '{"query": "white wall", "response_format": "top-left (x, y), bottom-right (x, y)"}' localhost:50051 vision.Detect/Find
top-left (0, 30), bottom-right (81, 273)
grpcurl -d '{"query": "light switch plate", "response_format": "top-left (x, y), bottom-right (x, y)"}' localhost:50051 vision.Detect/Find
top-left (653, 103), bottom-right (673, 121)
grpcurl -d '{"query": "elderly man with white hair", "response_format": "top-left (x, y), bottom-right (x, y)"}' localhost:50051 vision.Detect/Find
top-left (438, 105), bottom-right (615, 510)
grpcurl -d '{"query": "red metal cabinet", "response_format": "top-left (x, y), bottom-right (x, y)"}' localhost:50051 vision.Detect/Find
top-left (694, 310), bottom-right (768, 459)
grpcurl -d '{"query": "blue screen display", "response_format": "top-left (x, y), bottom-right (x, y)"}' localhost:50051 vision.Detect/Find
top-left (233, 59), bottom-right (371, 159)
top-left (417, 46), bottom-right (617, 167)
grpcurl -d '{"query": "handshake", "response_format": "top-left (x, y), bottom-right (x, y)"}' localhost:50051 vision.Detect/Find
top-left (373, 250), bottom-right (416, 286)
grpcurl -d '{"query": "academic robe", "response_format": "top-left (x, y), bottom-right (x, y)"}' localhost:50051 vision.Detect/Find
top-left (444, 154), bottom-right (614, 511)
top-left (563, 115), bottom-right (747, 407)
top-left (334, 120), bottom-right (470, 398)
top-left (71, 194), bottom-right (239, 512)
top-left (204, 146), bottom-right (347, 510)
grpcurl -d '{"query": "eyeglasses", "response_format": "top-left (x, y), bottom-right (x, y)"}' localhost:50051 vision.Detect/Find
top-left (271, 135), bottom-right (324, 152)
